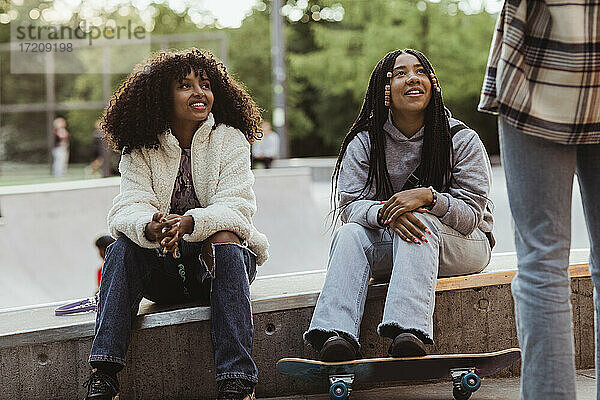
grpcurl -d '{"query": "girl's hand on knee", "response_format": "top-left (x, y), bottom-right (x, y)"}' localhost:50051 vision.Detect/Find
top-left (389, 212), bottom-right (430, 244)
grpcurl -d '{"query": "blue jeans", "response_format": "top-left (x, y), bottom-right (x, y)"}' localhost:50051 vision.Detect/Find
top-left (499, 118), bottom-right (600, 399)
top-left (88, 236), bottom-right (258, 384)
top-left (305, 213), bottom-right (491, 347)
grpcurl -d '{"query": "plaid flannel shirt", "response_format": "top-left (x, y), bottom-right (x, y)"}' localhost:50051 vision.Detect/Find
top-left (478, 0), bottom-right (600, 144)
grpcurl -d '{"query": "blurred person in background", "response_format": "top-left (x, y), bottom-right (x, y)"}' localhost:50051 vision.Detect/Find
top-left (84, 48), bottom-right (268, 400)
top-left (86, 120), bottom-right (107, 177)
top-left (479, 1), bottom-right (600, 398)
top-left (52, 117), bottom-right (70, 177)
top-left (251, 120), bottom-right (280, 169)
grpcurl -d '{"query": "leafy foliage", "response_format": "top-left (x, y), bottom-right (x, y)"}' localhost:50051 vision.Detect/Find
top-left (0, 0), bottom-right (500, 163)
top-left (278, 0), bottom-right (499, 155)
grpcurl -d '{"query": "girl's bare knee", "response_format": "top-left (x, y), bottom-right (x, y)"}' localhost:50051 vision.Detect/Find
top-left (206, 231), bottom-right (241, 245)
top-left (201, 231), bottom-right (241, 275)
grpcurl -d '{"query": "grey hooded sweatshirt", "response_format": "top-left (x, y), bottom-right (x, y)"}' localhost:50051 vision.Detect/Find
top-left (338, 111), bottom-right (494, 237)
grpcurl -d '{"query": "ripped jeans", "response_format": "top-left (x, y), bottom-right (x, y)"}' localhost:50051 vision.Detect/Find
top-left (89, 235), bottom-right (258, 384)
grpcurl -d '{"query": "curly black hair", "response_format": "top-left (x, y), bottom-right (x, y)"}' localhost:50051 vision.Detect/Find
top-left (102, 48), bottom-right (262, 152)
top-left (331, 49), bottom-right (452, 222)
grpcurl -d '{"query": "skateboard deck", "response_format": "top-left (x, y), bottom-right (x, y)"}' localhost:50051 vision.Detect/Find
top-left (277, 348), bottom-right (520, 400)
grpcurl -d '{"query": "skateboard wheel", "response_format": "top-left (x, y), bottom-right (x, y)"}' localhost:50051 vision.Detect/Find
top-left (461, 372), bottom-right (481, 392)
top-left (329, 381), bottom-right (349, 399)
top-left (452, 386), bottom-right (472, 400)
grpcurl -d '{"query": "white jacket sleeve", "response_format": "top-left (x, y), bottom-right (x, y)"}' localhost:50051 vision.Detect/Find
top-left (108, 151), bottom-right (161, 248)
top-left (183, 129), bottom-right (257, 243)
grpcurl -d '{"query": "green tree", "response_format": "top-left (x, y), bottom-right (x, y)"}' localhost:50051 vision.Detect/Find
top-left (0, 0), bottom-right (501, 164)
top-left (283, 0), bottom-right (499, 155)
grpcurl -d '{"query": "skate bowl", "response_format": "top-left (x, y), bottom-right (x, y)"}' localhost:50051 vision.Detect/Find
top-left (0, 167), bottom-right (330, 309)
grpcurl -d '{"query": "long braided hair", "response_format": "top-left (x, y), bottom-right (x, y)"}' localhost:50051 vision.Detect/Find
top-left (331, 49), bottom-right (452, 222)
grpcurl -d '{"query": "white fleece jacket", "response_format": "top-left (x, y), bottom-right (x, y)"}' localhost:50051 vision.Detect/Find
top-left (108, 113), bottom-right (269, 265)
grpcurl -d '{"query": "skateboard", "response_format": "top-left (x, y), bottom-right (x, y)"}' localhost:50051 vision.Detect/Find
top-left (277, 348), bottom-right (521, 400)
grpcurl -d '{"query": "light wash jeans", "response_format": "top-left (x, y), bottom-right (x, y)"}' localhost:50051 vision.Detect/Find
top-left (304, 212), bottom-right (491, 348)
top-left (499, 118), bottom-right (600, 400)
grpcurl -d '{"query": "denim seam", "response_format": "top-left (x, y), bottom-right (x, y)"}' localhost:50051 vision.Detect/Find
top-left (426, 232), bottom-right (442, 334)
top-left (354, 256), bottom-right (371, 334)
top-left (216, 372), bottom-right (258, 384)
top-left (88, 355), bottom-right (126, 366)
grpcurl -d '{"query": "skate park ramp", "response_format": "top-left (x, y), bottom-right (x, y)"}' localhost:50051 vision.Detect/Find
top-left (0, 168), bottom-right (331, 309)
top-left (0, 160), bottom-right (591, 310)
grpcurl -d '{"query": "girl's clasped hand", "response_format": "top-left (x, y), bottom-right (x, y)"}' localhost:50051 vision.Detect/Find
top-left (379, 188), bottom-right (432, 244)
top-left (144, 212), bottom-right (194, 256)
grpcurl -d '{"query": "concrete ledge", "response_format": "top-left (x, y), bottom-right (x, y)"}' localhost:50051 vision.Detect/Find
top-left (3, 256), bottom-right (590, 349)
top-left (0, 253), bottom-right (593, 399)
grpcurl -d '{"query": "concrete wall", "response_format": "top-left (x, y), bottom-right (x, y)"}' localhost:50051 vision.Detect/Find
top-left (2, 161), bottom-right (592, 309)
top-left (0, 169), bottom-right (331, 309)
top-left (0, 276), bottom-right (593, 399)
top-left (0, 179), bottom-right (120, 309)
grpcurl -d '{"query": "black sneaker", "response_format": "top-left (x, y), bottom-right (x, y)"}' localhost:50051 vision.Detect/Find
top-left (83, 368), bottom-right (119, 399)
top-left (388, 332), bottom-right (427, 357)
top-left (319, 335), bottom-right (359, 362)
top-left (217, 378), bottom-right (256, 400)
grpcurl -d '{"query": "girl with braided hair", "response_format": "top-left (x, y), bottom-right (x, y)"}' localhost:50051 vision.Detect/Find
top-left (304, 49), bottom-right (495, 361)
top-left (84, 48), bottom-right (267, 400)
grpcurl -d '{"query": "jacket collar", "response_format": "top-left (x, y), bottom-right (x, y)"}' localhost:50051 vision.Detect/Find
top-left (159, 113), bottom-right (216, 157)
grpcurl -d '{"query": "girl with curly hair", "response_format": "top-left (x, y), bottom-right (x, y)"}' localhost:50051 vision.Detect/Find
top-left (84, 48), bottom-right (268, 400)
top-left (303, 49), bottom-right (494, 361)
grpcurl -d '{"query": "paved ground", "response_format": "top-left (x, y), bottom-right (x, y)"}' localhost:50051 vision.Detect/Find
top-left (268, 369), bottom-right (596, 399)
top-left (0, 162), bottom-right (96, 186)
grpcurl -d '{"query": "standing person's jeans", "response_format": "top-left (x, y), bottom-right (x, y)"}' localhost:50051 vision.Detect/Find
top-left (499, 118), bottom-right (600, 399)
top-left (89, 235), bottom-right (259, 384)
top-left (304, 213), bottom-right (491, 347)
